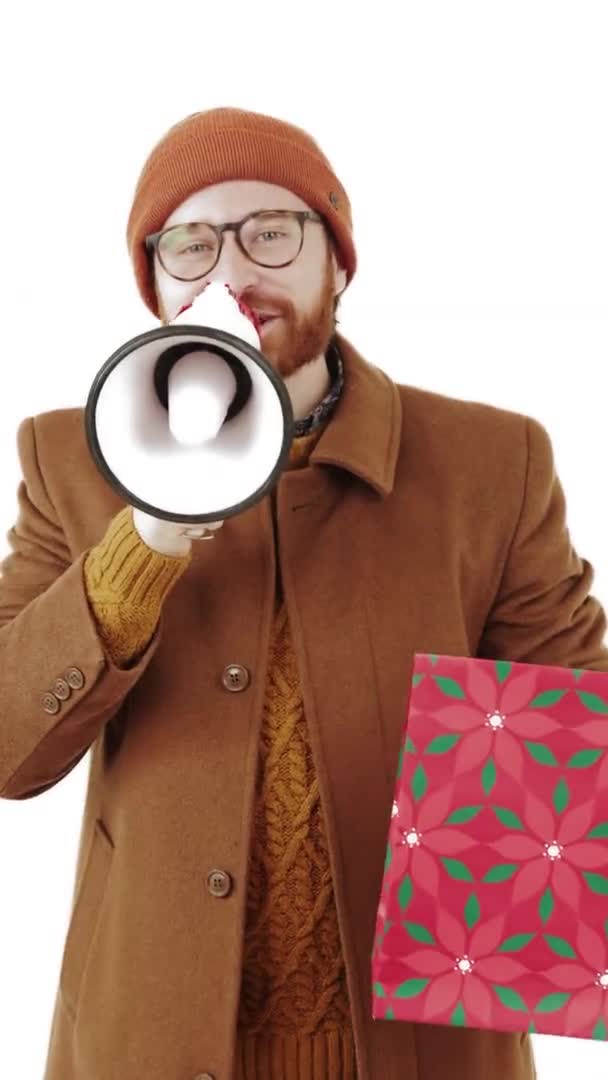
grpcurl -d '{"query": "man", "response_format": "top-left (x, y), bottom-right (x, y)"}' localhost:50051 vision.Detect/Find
top-left (1, 106), bottom-right (607, 1080)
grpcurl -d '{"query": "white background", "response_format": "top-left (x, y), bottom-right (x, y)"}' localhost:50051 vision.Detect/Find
top-left (0, 1), bottom-right (607, 1077)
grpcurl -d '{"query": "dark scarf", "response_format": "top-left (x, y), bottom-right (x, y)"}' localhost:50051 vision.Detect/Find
top-left (292, 338), bottom-right (344, 437)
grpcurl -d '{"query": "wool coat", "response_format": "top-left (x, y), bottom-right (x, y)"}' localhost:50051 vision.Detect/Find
top-left (2, 333), bottom-right (607, 1079)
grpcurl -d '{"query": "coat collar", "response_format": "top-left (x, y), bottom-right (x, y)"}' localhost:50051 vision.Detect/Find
top-left (307, 333), bottom-right (402, 499)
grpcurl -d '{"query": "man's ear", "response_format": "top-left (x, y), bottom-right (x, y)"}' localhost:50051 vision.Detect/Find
top-left (147, 248), bottom-right (167, 324)
top-left (154, 277), bottom-right (169, 325)
top-left (329, 244), bottom-right (347, 301)
top-left (334, 264), bottom-right (347, 301)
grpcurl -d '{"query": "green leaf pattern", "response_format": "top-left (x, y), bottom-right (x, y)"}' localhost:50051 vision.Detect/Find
top-left (373, 659), bottom-right (608, 1036)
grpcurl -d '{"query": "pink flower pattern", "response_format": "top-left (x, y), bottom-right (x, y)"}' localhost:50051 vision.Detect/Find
top-left (575, 719), bottom-right (608, 789)
top-left (405, 909), bottom-right (527, 1025)
top-left (433, 664), bottom-right (561, 782)
top-left (488, 790), bottom-right (605, 909)
top-left (373, 652), bottom-right (608, 1039)
top-left (542, 921), bottom-right (608, 1036)
top-left (392, 783), bottom-right (476, 896)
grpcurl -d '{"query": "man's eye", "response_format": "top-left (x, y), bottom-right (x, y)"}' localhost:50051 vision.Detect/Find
top-left (181, 242), bottom-right (211, 254)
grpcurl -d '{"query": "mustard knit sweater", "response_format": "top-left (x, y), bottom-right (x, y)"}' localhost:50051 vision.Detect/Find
top-left (82, 422), bottom-right (358, 1080)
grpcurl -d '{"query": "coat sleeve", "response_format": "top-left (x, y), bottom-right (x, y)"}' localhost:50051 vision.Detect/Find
top-left (477, 414), bottom-right (608, 672)
top-left (0, 415), bottom-right (163, 800)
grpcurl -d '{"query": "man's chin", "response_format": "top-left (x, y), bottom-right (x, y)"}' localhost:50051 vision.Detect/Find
top-left (256, 315), bottom-right (332, 378)
top-left (257, 324), bottom-right (295, 377)
top-left (257, 318), bottom-right (280, 356)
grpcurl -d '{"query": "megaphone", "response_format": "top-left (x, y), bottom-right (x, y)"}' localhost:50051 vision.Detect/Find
top-left (85, 282), bottom-right (294, 530)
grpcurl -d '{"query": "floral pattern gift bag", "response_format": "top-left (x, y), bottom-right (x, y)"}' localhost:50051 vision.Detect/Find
top-left (371, 652), bottom-right (608, 1043)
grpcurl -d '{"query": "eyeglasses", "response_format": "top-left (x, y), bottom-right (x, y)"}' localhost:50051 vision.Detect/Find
top-left (145, 209), bottom-right (324, 282)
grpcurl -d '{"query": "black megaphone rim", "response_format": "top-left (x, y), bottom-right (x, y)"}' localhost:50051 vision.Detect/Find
top-left (84, 323), bottom-right (295, 526)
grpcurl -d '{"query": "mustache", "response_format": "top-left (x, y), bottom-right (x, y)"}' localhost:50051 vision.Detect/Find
top-left (239, 293), bottom-right (291, 318)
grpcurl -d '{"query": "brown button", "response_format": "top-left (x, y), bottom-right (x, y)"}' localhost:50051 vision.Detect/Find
top-left (41, 692), bottom-right (60, 715)
top-left (65, 667), bottom-right (85, 690)
top-left (207, 870), bottom-right (232, 898)
top-left (53, 677), bottom-right (71, 701)
top-left (221, 664), bottom-right (250, 692)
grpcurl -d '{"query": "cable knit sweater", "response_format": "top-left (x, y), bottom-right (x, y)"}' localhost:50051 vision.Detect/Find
top-left (81, 350), bottom-right (358, 1079)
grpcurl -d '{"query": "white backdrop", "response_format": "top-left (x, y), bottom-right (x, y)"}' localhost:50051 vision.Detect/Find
top-left (0, 1), bottom-right (607, 1077)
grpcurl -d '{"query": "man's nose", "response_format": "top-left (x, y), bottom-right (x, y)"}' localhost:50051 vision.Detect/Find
top-left (207, 231), bottom-right (260, 294)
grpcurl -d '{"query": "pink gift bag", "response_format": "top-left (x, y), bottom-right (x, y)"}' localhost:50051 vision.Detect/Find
top-left (371, 652), bottom-right (608, 1042)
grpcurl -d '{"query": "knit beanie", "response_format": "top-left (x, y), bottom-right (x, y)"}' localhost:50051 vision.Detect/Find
top-left (126, 107), bottom-right (357, 318)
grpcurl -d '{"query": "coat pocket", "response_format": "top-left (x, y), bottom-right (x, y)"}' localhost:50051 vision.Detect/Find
top-left (59, 817), bottom-right (114, 1019)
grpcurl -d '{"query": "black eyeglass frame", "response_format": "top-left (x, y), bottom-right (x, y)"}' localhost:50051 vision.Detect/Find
top-left (145, 209), bottom-right (325, 281)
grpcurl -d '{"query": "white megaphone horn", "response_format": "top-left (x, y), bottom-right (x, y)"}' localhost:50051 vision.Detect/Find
top-left (85, 282), bottom-right (294, 529)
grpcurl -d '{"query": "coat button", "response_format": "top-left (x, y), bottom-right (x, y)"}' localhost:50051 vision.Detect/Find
top-left (221, 664), bottom-right (250, 692)
top-left (53, 677), bottom-right (71, 701)
top-left (41, 692), bottom-right (60, 715)
top-left (65, 667), bottom-right (85, 690)
top-left (207, 869), bottom-right (232, 898)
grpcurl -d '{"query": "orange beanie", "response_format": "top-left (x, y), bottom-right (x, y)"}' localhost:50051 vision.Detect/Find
top-left (125, 107), bottom-right (357, 318)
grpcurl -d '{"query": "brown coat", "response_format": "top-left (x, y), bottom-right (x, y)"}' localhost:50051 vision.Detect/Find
top-left (2, 334), bottom-right (606, 1079)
